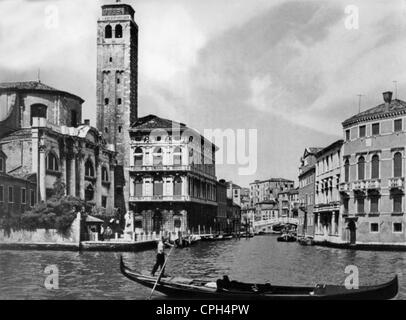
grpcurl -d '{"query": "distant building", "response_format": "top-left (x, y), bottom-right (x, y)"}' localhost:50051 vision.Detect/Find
top-left (240, 187), bottom-right (250, 209)
top-left (226, 198), bottom-right (241, 235)
top-left (249, 178), bottom-right (294, 206)
top-left (0, 81), bottom-right (117, 214)
top-left (128, 114), bottom-right (218, 235)
top-left (278, 187), bottom-right (299, 220)
top-left (0, 149), bottom-right (37, 216)
top-left (253, 200), bottom-right (279, 234)
top-left (298, 147), bottom-right (323, 237)
top-left (338, 91), bottom-right (406, 246)
top-left (216, 179), bottom-right (228, 232)
top-left (227, 181), bottom-right (241, 206)
top-left (314, 140), bottom-right (343, 242)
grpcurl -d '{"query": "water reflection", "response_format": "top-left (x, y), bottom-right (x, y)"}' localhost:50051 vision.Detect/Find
top-left (0, 235), bottom-right (404, 299)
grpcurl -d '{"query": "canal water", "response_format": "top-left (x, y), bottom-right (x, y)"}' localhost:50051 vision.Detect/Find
top-left (0, 235), bottom-right (405, 299)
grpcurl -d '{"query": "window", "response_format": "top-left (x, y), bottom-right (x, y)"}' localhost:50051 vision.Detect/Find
top-left (394, 119), bottom-right (402, 132)
top-left (134, 147), bottom-right (143, 166)
top-left (359, 125), bottom-right (366, 138)
top-left (371, 155), bottom-right (379, 179)
top-left (153, 148), bottom-right (163, 166)
top-left (118, 126), bottom-right (122, 133)
top-left (135, 178), bottom-right (143, 197)
top-left (46, 152), bottom-right (59, 172)
top-left (345, 129), bottom-right (350, 141)
top-left (357, 197), bottom-right (364, 214)
top-left (0, 157), bottom-right (3, 172)
top-left (101, 196), bottom-right (107, 209)
top-left (393, 194), bottom-right (402, 213)
top-left (153, 177), bottom-right (163, 196)
top-left (115, 24), bottom-right (123, 38)
top-left (105, 25), bottom-right (112, 38)
top-left (21, 188), bottom-right (26, 204)
top-left (393, 223), bottom-right (403, 233)
top-left (8, 186), bottom-right (13, 203)
top-left (173, 147), bottom-right (182, 166)
top-left (344, 159), bottom-right (350, 182)
top-left (343, 197), bottom-right (349, 213)
top-left (30, 189), bottom-right (35, 206)
top-left (105, 127), bottom-right (108, 134)
top-left (117, 98), bottom-right (122, 105)
top-left (109, 57), bottom-right (113, 62)
top-left (105, 98), bottom-right (109, 105)
top-left (0, 185), bottom-right (3, 202)
top-left (357, 156), bottom-right (365, 180)
top-left (372, 123), bottom-right (380, 135)
top-left (173, 177), bottom-right (182, 196)
top-left (30, 104), bottom-right (47, 125)
top-left (370, 223), bottom-right (379, 233)
top-left (85, 159), bottom-right (95, 177)
top-left (117, 78), bottom-right (120, 84)
top-left (394, 152), bottom-right (402, 177)
top-left (71, 110), bottom-right (78, 127)
top-left (370, 197), bottom-right (379, 213)
top-left (102, 166), bottom-right (109, 182)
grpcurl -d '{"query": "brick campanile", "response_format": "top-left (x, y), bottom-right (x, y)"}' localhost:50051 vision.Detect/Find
top-left (96, 1), bottom-right (138, 213)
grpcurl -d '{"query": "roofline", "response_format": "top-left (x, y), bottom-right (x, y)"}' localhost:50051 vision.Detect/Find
top-left (249, 178), bottom-right (295, 185)
top-left (0, 86), bottom-right (85, 104)
top-left (316, 139), bottom-right (344, 158)
top-left (342, 99), bottom-right (406, 128)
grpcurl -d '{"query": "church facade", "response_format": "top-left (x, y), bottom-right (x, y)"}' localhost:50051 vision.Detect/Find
top-left (0, 81), bottom-right (117, 215)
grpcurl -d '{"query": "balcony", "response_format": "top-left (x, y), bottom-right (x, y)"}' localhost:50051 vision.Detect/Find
top-left (352, 180), bottom-right (367, 192)
top-left (366, 179), bottom-right (381, 190)
top-left (130, 165), bottom-right (189, 172)
top-left (129, 195), bottom-right (191, 202)
top-left (339, 182), bottom-right (351, 193)
top-left (389, 177), bottom-right (405, 190)
top-left (314, 202), bottom-right (340, 213)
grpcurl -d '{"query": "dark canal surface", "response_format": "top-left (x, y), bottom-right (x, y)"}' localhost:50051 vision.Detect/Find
top-left (0, 235), bottom-right (405, 299)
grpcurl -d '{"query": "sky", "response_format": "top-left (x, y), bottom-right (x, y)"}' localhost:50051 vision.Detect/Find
top-left (1, 0), bottom-right (406, 187)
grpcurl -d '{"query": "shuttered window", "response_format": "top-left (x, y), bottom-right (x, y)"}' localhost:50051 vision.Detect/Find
top-left (358, 156), bottom-right (365, 180)
top-left (371, 155), bottom-right (379, 179)
top-left (394, 153), bottom-right (402, 177)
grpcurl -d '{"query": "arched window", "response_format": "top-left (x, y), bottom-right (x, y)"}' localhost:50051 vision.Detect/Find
top-left (135, 177), bottom-right (143, 197)
top-left (394, 152), bottom-right (402, 177)
top-left (85, 159), bottom-right (95, 177)
top-left (102, 166), bottom-right (109, 182)
top-left (357, 156), bottom-right (365, 180)
top-left (371, 155), bottom-right (379, 179)
top-left (105, 25), bottom-right (112, 39)
top-left (134, 147), bottom-right (143, 166)
top-left (173, 147), bottom-right (182, 165)
top-left (115, 24), bottom-right (123, 38)
top-left (46, 152), bottom-right (59, 171)
top-left (153, 148), bottom-right (163, 166)
top-left (344, 159), bottom-right (350, 182)
top-left (153, 176), bottom-right (163, 196)
top-left (173, 176), bottom-right (182, 196)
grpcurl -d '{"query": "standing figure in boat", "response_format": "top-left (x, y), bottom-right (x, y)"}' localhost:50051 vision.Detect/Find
top-left (151, 236), bottom-right (173, 277)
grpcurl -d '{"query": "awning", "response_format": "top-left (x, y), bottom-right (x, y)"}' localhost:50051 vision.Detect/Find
top-left (85, 215), bottom-right (104, 224)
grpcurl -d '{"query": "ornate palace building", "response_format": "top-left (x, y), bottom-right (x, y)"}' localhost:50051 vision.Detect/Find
top-left (128, 115), bottom-right (219, 235)
top-left (314, 140), bottom-right (343, 243)
top-left (339, 91), bottom-right (406, 246)
top-left (0, 81), bottom-right (117, 214)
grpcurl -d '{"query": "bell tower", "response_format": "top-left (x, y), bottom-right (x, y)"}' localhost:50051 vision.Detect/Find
top-left (96, 0), bottom-right (138, 212)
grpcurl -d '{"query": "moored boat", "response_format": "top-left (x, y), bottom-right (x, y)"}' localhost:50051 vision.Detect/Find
top-left (119, 257), bottom-right (398, 300)
top-left (298, 237), bottom-right (314, 246)
top-left (277, 233), bottom-right (296, 242)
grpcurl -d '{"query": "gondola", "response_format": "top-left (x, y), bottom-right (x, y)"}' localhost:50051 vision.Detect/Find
top-left (277, 234), bottom-right (297, 242)
top-left (119, 257), bottom-right (398, 300)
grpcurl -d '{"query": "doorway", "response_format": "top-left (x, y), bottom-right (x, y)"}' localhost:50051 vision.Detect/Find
top-left (348, 220), bottom-right (356, 244)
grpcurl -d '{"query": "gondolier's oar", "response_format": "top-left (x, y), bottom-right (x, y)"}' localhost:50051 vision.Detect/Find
top-left (148, 245), bottom-right (175, 300)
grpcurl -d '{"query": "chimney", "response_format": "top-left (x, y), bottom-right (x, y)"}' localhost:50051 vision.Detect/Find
top-left (84, 119), bottom-right (90, 126)
top-left (383, 91), bottom-right (393, 105)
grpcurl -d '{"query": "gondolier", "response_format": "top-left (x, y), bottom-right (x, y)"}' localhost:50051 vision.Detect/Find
top-left (151, 236), bottom-right (173, 277)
